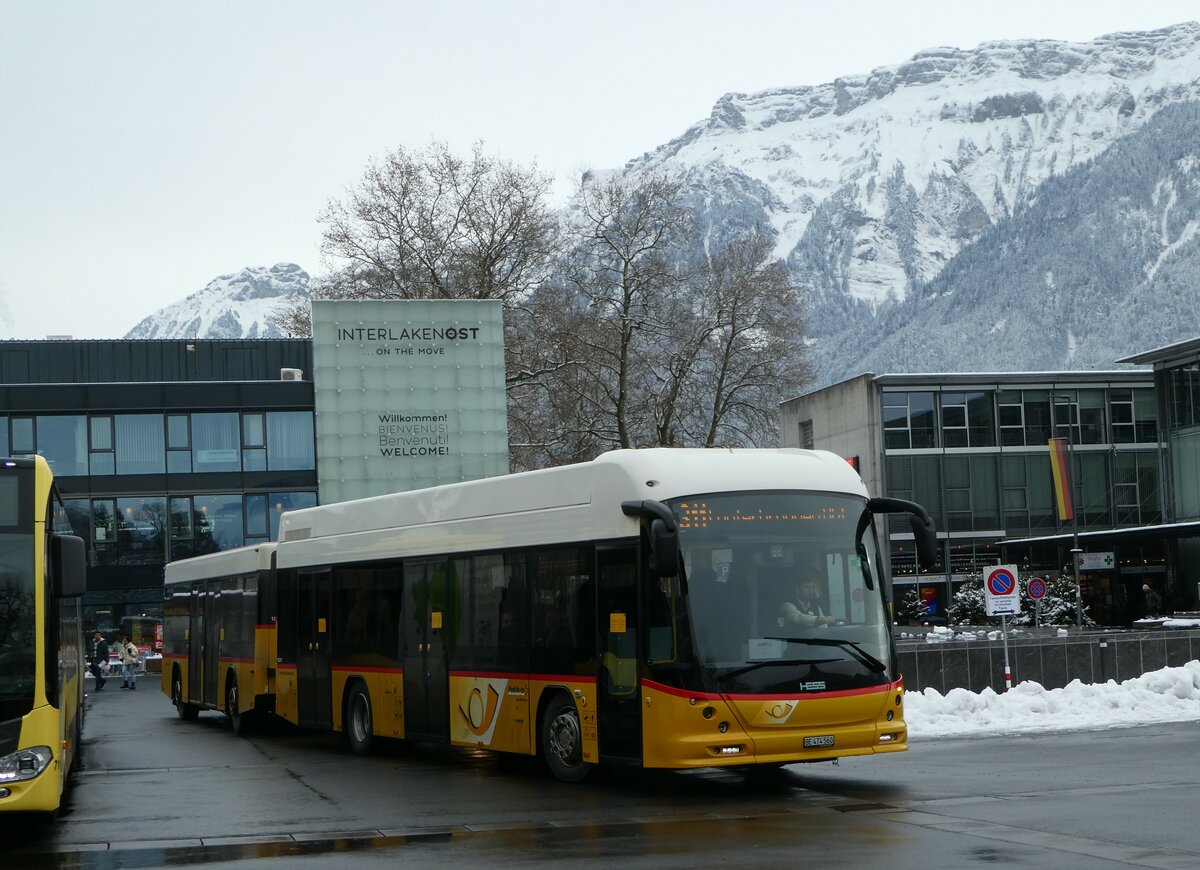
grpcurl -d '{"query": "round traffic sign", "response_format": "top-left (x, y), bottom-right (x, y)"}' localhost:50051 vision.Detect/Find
top-left (987, 567), bottom-right (1017, 596)
top-left (1027, 577), bottom-right (1047, 600)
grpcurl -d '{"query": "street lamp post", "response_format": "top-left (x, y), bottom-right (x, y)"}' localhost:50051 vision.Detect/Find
top-left (1070, 546), bottom-right (1083, 627)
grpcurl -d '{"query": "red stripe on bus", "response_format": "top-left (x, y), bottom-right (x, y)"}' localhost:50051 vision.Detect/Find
top-left (255, 624), bottom-right (276, 630)
top-left (218, 657), bottom-right (254, 664)
top-left (641, 677), bottom-right (901, 702)
top-left (163, 654), bottom-right (186, 660)
top-left (331, 665), bottom-right (404, 674)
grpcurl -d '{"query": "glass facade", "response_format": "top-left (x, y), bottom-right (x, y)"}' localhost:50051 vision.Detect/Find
top-left (882, 384), bottom-right (1162, 584)
top-left (0, 410), bottom-right (316, 476)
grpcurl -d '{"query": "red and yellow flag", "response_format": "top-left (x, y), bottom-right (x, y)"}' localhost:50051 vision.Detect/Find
top-left (1048, 437), bottom-right (1074, 521)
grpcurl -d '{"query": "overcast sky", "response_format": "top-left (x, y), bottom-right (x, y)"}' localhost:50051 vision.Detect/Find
top-left (2, 2), bottom-right (1198, 340)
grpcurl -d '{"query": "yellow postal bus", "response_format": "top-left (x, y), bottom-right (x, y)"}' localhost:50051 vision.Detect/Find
top-left (162, 448), bottom-right (935, 781)
top-left (0, 456), bottom-right (87, 812)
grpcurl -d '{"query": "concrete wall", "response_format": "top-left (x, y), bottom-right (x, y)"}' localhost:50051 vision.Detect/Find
top-left (897, 629), bottom-right (1200, 694)
top-left (780, 373), bottom-right (880, 497)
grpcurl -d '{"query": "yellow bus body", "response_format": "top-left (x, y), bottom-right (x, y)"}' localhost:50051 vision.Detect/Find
top-left (0, 456), bottom-right (84, 814)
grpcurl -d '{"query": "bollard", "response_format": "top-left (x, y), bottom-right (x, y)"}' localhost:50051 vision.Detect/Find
top-left (1099, 637), bottom-right (1108, 682)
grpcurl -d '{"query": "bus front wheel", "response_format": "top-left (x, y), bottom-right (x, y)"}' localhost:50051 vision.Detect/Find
top-left (540, 695), bottom-right (591, 783)
top-left (345, 684), bottom-right (374, 756)
top-left (173, 671), bottom-right (199, 722)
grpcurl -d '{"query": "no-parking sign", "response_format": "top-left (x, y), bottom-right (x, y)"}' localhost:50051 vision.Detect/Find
top-left (1027, 577), bottom-right (1047, 600)
top-left (984, 565), bottom-right (1022, 617)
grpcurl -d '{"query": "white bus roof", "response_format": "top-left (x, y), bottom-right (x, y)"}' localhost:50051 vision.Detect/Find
top-left (270, 448), bottom-right (865, 570)
top-left (164, 542), bottom-right (276, 586)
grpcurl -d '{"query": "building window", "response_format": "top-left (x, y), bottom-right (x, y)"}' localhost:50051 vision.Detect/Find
top-left (941, 392), bottom-right (995, 448)
top-left (243, 413), bottom-right (267, 470)
top-left (90, 416), bottom-right (115, 475)
top-left (92, 499), bottom-right (117, 565)
top-left (115, 414), bottom-right (165, 474)
top-left (0, 417), bottom-right (7, 456)
top-left (193, 494), bottom-right (245, 553)
top-left (799, 420), bottom-right (814, 450)
top-left (266, 411), bottom-right (315, 471)
top-left (36, 415), bottom-right (88, 476)
top-left (116, 497), bottom-right (167, 565)
top-left (192, 413), bottom-right (241, 473)
top-left (11, 416), bottom-right (34, 454)
top-left (245, 494), bottom-right (268, 545)
top-left (166, 414), bottom-right (191, 473)
top-left (998, 391), bottom-right (1025, 446)
top-left (882, 392), bottom-right (936, 450)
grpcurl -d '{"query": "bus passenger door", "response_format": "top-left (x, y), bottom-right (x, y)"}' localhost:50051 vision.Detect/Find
top-left (403, 559), bottom-right (451, 739)
top-left (204, 580), bottom-right (221, 707)
top-left (596, 546), bottom-right (641, 761)
top-left (297, 569), bottom-right (333, 728)
top-left (188, 585), bottom-right (204, 702)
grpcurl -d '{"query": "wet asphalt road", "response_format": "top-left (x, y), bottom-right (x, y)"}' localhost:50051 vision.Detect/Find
top-left (6, 675), bottom-right (1200, 868)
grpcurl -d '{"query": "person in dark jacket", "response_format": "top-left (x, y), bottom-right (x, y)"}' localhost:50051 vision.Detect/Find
top-left (1143, 583), bottom-right (1163, 618)
top-left (89, 631), bottom-right (108, 690)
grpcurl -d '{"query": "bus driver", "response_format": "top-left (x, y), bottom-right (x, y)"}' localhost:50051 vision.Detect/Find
top-left (779, 575), bottom-right (836, 628)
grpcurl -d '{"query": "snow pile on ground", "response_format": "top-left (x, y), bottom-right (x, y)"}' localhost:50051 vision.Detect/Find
top-left (905, 661), bottom-right (1200, 739)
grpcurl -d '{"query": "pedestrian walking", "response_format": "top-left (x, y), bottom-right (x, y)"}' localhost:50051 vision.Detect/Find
top-left (89, 630), bottom-right (108, 690)
top-left (1142, 583), bottom-right (1163, 618)
top-left (119, 635), bottom-right (140, 689)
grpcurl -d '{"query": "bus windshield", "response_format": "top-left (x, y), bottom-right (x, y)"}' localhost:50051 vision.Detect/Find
top-left (0, 471), bottom-right (36, 722)
top-left (670, 491), bottom-right (893, 695)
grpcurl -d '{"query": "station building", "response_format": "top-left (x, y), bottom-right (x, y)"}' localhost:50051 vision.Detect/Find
top-left (0, 339), bottom-right (319, 634)
top-left (780, 369), bottom-right (1177, 625)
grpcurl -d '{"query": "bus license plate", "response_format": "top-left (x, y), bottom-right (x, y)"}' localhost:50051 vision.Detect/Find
top-left (804, 735), bottom-right (835, 748)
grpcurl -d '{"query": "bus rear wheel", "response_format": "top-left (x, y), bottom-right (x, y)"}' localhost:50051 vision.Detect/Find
top-left (173, 671), bottom-right (199, 722)
top-left (226, 676), bottom-right (250, 735)
top-left (345, 684), bottom-right (374, 756)
top-left (540, 695), bottom-right (591, 783)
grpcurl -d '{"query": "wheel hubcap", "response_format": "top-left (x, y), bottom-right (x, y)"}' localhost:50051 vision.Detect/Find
top-left (549, 711), bottom-right (581, 765)
top-left (353, 697), bottom-right (370, 742)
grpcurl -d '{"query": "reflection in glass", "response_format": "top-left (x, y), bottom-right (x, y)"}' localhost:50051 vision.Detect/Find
top-left (37, 415), bottom-right (88, 476)
top-left (116, 497), bottom-right (167, 565)
top-left (193, 494), bottom-right (244, 553)
top-left (270, 491), bottom-right (317, 540)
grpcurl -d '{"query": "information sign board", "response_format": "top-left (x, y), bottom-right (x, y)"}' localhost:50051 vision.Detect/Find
top-left (984, 564), bottom-right (1022, 617)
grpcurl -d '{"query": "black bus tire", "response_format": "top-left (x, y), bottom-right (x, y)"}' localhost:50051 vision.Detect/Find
top-left (227, 674), bottom-right (250, 735)
top-left (345, 683), bottom-right (374, 756)
top-left (173, 670), bottom-right (200, 721)
top-left (540, 694), bottom-right (591, 783)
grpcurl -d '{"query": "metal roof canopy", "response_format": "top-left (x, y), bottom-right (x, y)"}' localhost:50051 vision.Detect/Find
top-left (997, 520), bottom-right (1200, 548)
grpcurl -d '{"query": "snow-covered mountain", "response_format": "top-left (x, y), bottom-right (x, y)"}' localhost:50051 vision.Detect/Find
top-left (618, 21), bottom-right (1200, 384)
top-left (130, 23), bottom-right (1200, 385)
top-left (123, 263), bottom-right (309, 339)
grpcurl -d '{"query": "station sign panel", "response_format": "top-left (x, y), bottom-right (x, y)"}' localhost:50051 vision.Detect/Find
top-left (311, 299), bottom-right (509, 504)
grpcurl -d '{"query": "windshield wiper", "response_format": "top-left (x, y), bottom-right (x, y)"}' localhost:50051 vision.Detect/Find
top-left (720, 657), bottom-right (839, 681)
top-left (762, 636), bottom-right (888, 673)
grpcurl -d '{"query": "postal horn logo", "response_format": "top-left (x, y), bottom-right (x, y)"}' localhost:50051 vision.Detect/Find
top-left (458, 684), bottom-right (502, 737)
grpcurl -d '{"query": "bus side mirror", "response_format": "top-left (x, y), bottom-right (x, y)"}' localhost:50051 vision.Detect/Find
top-left (53, 533), bottom-right (87, 597)
top-left (649, 518), bottom-right (679, 578)
top-left (621, 499), bottom-right (682, 580)
top-left (867, 497), bottom-right (938, 571)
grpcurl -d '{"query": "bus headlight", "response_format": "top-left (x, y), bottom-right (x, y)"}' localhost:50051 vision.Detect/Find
top-left (0, 746), bottom-right (53, 782)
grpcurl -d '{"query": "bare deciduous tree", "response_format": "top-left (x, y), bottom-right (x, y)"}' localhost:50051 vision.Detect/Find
top-left (274, 141), bottom-right (557, 338)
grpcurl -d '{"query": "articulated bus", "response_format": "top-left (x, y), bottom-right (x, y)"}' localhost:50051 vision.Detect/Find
top-left (162, 448), bottom-right (935, 782)
top-left (0, 456), bottom-right (87, 812)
